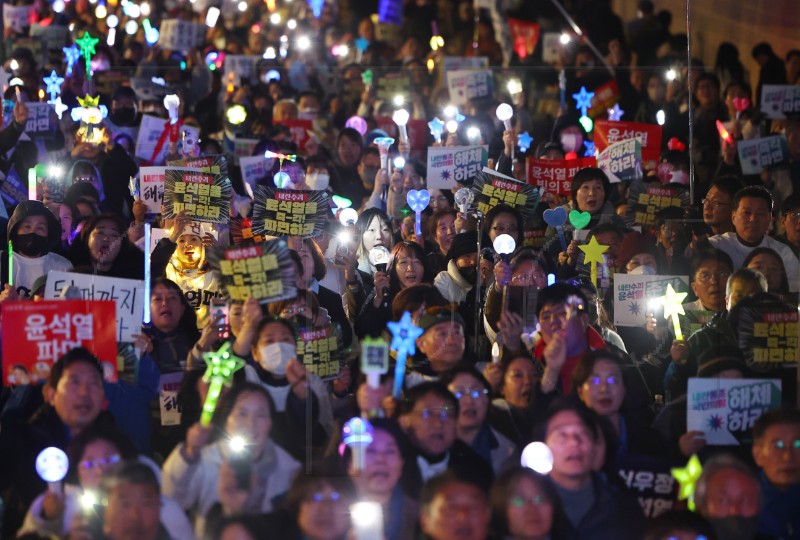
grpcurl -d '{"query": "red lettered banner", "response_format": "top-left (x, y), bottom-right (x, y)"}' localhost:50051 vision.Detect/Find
top-left (2, 300), bottom-right (118, 385)
top-left (526, 157), bottom-right (597, 195)
top-left (276, 119), bottom-right (313, 153)
top-left (595, 120), bottom-right (662, 170)
top-left (507, 18), bottom-right (540, 59)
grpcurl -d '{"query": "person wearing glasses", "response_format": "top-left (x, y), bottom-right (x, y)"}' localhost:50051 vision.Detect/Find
top-left (702, 176), bottom-right (741, 236)
top-left (752, 408), bottom-right (800, 540)
top-left (776, 192), bottom-right (800, 256)
top-left (482, 204), bottom-right (524, 250)
top-left (488, 467), bottom-right (561, 540)
top-left (396, 382), bottom-right (493, 498)
top-left (441, 367), bottom-right (516, 473)
top-left (69, 213), bottom-right (144, 279)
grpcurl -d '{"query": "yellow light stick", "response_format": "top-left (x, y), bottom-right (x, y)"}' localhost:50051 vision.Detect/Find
top-left (656, 283), bottom-right (688, 340)
top-left (578, 236), bottom-right (608, 288)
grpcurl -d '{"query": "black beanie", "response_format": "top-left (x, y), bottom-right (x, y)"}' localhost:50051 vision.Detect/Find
top-left (446, 231), bottom-right (478, 262)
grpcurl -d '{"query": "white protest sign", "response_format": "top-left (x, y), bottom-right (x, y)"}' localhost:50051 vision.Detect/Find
top-left (613, 273), bottom-right (689, 327)
top-left (44, 272), bottom-right (145, 343)
top-left (135, 114), bottom-right (200, 164)
top-left (139, 166), bottom-right (166, 214)
top-left (158, 19), bottom-right (205, 51)
top-left (223, 55), bottom-right (259, 86)
top-left (442, 56), bottom-right (489, 71)
top-left (3, 4), bottom-right (32, 33)
top-left (426, 145), bottom-right (488, 190)
top-left (597, 138), bottom-right (643, 183)
top-left (737, 135), bottom-right (789, 175)
top-left (239, 155), bottom-right (271, 192)
top-left (542, 33), bottom-right (561, 63)
top-left (760, 85), bottom-right (800, 119)
top-left (446, 70), bottom-right (493, 105)
top-left (158, 372), bottom-right (184, 425)
top-left (687, 378), bottom-right (782, 445)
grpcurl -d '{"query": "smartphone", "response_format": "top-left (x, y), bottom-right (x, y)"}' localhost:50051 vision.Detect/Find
top-left (210, 298), bottom-right (229, 339)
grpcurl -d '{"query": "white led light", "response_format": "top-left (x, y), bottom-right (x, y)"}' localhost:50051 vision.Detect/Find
top-left (521, 442), bottom-right (554, 474)
top-left (125, 20), bottom-right (138, 35)
top-left (106, 14), bottom-right (119, 27)
top-left (296, 35), bottom-right (311, 50)
top-left (270, 12), bottom-right (281, 24)
top-left (287, 19), bottom-right (297, 30)
top-left (560, 32), bottom-right (571, 45)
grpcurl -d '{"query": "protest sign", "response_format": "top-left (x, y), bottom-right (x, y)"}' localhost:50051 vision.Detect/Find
top-left (229, 138), bottom-right (260, 165)
top-left (526, 157), bottom-right (596, 195)
top-left (230, 217), bottom-right (268, 246)
top-left (223, 55), bottom-right (259, 86)
top-left (275, 119), bottom-right (313, 153)
top-left (30, 23), bottom-right (70, 57)
top-left (378, 0), bottom-right (403, 25)
top-left (135, 114), bottom-right (199, 164)
top-left (163, 168), bottom-right (231, 224)
top-left (737, 135), bottom-right (789, 175)
top-left (375, 72), bottom-right (411, 102)
top-left (541, 33), bottom-right (561, 63)
top-left (207, 239), bottom-right (296, 303)
top-left (446, 70), bottom-right (494, 105)
top-left (507, 18), bottom-right (540, 59)
top-left (617, 454), bottom-right (677, 518)
top-left (760, 84), bottom-right (800, 119)
top-left (5, 103), bottom-right (55, 138)
top-left (614, 273), bottom-right (690, 327)
top-left (597, 138), bottom-right (643, 182)
top-left (239, 155), bottom-right (270, 192)
top-left (158, 19), bottom-right (205, 51)
top-left (373, 116), bottom-right (429, 150)
top-left (687, 378), bottom-right (782, 445)
top-left (441, 57), bottom-right (489, 71)
top-left (626, 181), bottom-right (689, 228)
top-left (426, 145), bottom-right (489, 189)
top-left (2, 300), bottom-right (117, 385)
top-left (588, 79), bottom-right (621, 119)
top-left (130, 77), bottom-right (169, 102)
top-left (594, 120), bottom-right (662, 170)
top-left (295, 325), bottom-right (344, 381)
top-left (3, 4), bottom-right (32, 33)
top-left (737, 307), bottom-right (799, 369)
top-left (139, 166), bottom-right (167, 215)
top-left (523, 225), bottom-right (547, 250)
top-left (158, 372), bottom-right (184, 426)
top-left (471, 168), bottom-right (540, 222)
top-left (252, 186), bottom-right (329, 238)
top-left (168, 154), bottom-right (229, 178)
top-left (44, 272), bottom-right (145, 343)
top-left (0, 165), bottom-right (27, 207)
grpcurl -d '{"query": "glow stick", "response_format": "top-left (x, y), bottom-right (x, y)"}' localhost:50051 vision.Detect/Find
top-left (28, 167), bottom-right (36, 200)
top-left (392, 109), bottom-right (409, 145)
top-left (406, 189), bottom-right (430, 236)
top-left (351, 501), bottom-right (383, 540)
top-left (7, 240), bottom-right (13, 287)
top-left (578, 236), bottom-right (608, 288)
top-left (374, 137), bottom-right (394, 171)
top-left (342, 417), bottom-right (373, 470)
top-left (200, 342), bottom-right (245, 426)
top-left (143, 223), bottom-right (151, 324)
top-left (656, 283), bottom-right (688, 341)
top-left (491, 342), bottom-right (500, 364)
top-left (36, 447), bottom-right (69, 493)
top-left (428, 117), bottom-right (444, 144)
top-left (387, 312), bottom-right (424, 398)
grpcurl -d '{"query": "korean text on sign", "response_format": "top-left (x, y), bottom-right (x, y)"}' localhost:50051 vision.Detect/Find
top-left (218, 245), bottom-right (282, 301)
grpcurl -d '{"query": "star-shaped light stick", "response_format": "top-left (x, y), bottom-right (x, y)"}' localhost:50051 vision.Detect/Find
top-left (607, 103), bottom-right (624, 121)
top-left (656, 283), bottom-right (688, 340)
top-left (63, 45), bottom-right (81, 77)
top-left (43, 71), bottom-right (64, 102)
top-left (671, 454), bottom-right (703, 511)
top-left (50, 97), bottom-right (68, 119)
top-left (200, 342), bottom-right (246, 426)
top-left (578, 236), bottom-right (608, 288)
top-left (75, 32), bottom-right (99, 79)
top-left (517, 132), bottom-right (533, 153)
top-left (387, 311), bottom-right (424, 398)
top-left (428, 117), bottom-right (444, 144)
top-left (572, 86), bottom-right (594, 117)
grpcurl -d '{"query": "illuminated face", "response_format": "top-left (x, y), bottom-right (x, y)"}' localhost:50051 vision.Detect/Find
top-left (447, 373), bottom-right (489, 432)
top-left (509, 260), bottom-right (547, 289)
top-left (726, 277), bottom-right (760, 311)
top-left (255, 322), bottom-right (295, 347)
top-left (88, 219), bottom-right (122, 267)
top-left (297, 484), bottom-right (351, 540)
top-left (394, 249), bottom-right (425, 288)
top-left (362, 216), bottom-right (393, 253)
top-left (429, 189), bottom-right (451, 212)
top-left (753, 423), bottom-right (800, 488)
top-left (150, 284), bottom-right (186, 333)
top-left (538, 300), bottom-right (588, 353)
top-left (225, 391), bottom-right (272, 453)
top-left (434, 214), bottom-right (457, 254)
top-left (400, 392), bottom-right (457, 456)
top-left (352, 428), bottom-right (403, 497)
top-left (732, 196), bottom-right (771, 244)
top-left (702, 469), bottom-right (759, 518)
top-left (103, 481), bottom-right (161, 540)
top-left (48, 360), bottom-right (104, 434)
top-left (577, 359), bottom-right (625, 417)
top-left (690, 258), bottom-right (731, 312)
top-left (420, 482), bottom-right (490, 540)
top-left (59, 204), bottom-right (74, 242)
top-left (489, 212), bottom-right (519, 244)
top-left (780, 208), bottom-right (800, 246)
top-left (17, 215), bottom-right (49, 237)
top-left (416, 321), bottom-right (465, 373)
top-left (703, 187), bottom-right (733, 230)
top-left (506, 476), bottom-right (554, 539)
top-left (545, 410), bottom-right (595, 484)
top-left (625, 253), bottom-right (657, 274)
top-left (176, 234), bottom-right (203, 268)
top-left (575, 179), bottom-right (605, 214)
top-left (78, 439), bottom-right (122, 489)
top-left (746, 252), bottom-right (784, 293)
top-left (337, 136), bottom-right (362, 167)
top-left (502, 357), bottom-right (538, 409)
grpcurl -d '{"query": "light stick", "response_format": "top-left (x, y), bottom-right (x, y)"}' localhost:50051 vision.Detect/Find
top-left (143, 223), bottom-right (151, 324)
top-left (63, 45), bottom-right (80, 77)
top-left (75, 32), bottom-right (99, 79)
top-left (392, 109), bottom-right (409, 147)
top-left (43, 71), bottom-right (64, 102)
top-left (672, 454), bottom-right (703, 511)
top-left (374, 137), bottom-right (394, 171)
top-left (28, 167), bottom-right (36, 201)
top-left (542, 208), bottom-right (568, 251)
top-left (656, 283), bottom-right (688, 340)
top-left (572, 86), bottom-right (594, 129)
top-left (607, 103), bottom-right (624, 121)
top-left (342, 417), bottom-right (374, 470)
top-left (346, 115), bottom-right (368, 136)
top-left (521, 442), bottom-right (553, 474)
top-left (361, 68), bottom-right (373, 89)
top-left (360, 336), bottom-right (389, 390)
top-left (578, 236), bottom-right (608, 288)
top-left (428, 117), bottom-right (444, 143)
top-left (339, 208), bottom-right (358, 226)
top-left (406, 189), bottom-right (430, 236)
top-left (496, 103), bottom-right (513, 131)
top-left (36, 447), bottom-right (69, 493)
top-left (387, 311), bottom-right (424, 398)
top-left (732, 97), bottom-right (750, 121)
top-left (7, 240), bottom-right (13, 287)
top-left (518, 132), bottom-right (533, 153)
top-left (491, 341), bottom-right (500, 364)
top-left (369, 246), bottom-right (391, 300)
top-left (200, 342), bottom-right (246, 426)
top-left (351, 501), bottom-right (383, 540)
top-left (715, 120), bottom-right (733, 145)
top-left (493, 233), bottom-right (516, 310)
top-left (164, 94), bottom-right (180, 124)
top-left (454, 188), bottom-right (473, 216)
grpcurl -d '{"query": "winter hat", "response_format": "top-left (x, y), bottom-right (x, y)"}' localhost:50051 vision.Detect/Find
top-left (446, 231), bottom-right (478, 262)
top-left (617, 231), bottom-right (657, 271)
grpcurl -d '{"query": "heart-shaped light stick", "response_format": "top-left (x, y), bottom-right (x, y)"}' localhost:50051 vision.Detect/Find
top-left (406, 189), bottom-right (430, 236)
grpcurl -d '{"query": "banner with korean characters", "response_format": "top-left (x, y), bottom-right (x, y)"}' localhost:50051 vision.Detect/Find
top-left (471, 168), bottom-right (540, 222)
top-left (597, 138), bottom-right (643, 183)
top-left (206, 239), bottom-right (296, 303)
top-left (736, 306), bottom-right (799, 370)
top-left (158, 19), bottom-right (206, 51)
top-left (760, 85), bottom-right (800, 119)
top-left (252, 186), bottom-right (329, 238)
top-left (168, 154), bottom-right (229, 178)
top-left (426, 145), bottom-right (489, 190)
top-left (526, 157), bottom-right (596, 195)
top-left (617, 454), bottom-right (678, 518)
top-left (446, 70), bottom-right (494, 106)
top-left (441, 56), bottom-right (489, 71)
top-left (2, 300), bottom-right (118, 385)
top-left (375, 71), bottom-right (411, 102)
top-left (613, 273), bottom-right (690, 327)
top-left (295, 325), bottom-right (345, 381)
top-left (162, 168), bottom-right (231, 224)
top-left (737, 135), bottom-right (789, 175)
top-left (594, 120), bottom-right (662, 171)
top-left (43, 272), bottom-right (145, 343)
top-left (135, 114), bottom-right (200, 164)
top-left (138, 166), bottom-right (197, 215)
top-left (687, 378), bottom-right (782, 445)
top-left (587, 79), bottom-right (621, 119)
top-left (3, 103), bottom-right (56, 138)
top-left (275, 119), bottom-right (313, 153)
top-left (239, 155), bottom-right (272, 193)
top-left (625, 181), bottom-right (689, 229)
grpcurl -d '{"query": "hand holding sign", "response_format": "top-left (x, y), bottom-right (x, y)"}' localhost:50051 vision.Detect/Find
top-left (200, 342), bottom-right (245, 426)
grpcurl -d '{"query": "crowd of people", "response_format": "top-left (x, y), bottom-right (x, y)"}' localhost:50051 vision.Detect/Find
top-left (0, 0), bottom-right (799, 538)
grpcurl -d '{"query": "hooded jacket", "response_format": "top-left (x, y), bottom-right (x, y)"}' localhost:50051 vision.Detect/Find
top-left (434, 260), bottom-right (474, 303)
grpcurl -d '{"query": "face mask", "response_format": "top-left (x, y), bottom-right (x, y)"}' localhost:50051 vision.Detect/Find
top-left (257, 342), bottom-right (296, 376)
top-left (628, 264), bottom-right (656, 276)
top-left (560, 133), bottom-right (580, 153)
top-left (15, 233), bottom-right (49, 257)
top-left (458, 265), bottom-right (477, 283)
top-left (305, 172), bottom-right (329, 190)
top-left (708, 516), bottom-right (760, 540)
top-left (111, 107), bottom-right (137, 126)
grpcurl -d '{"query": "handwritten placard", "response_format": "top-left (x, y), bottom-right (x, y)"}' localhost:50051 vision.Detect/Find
top-left (426, 145), bottom-right (489, 190)
top-left (3, 4), bottom-right (32, 33)
top-left (737, 135), bottom-right (789, 175)
top-left (43, 272), bottom-right (144, 343)
top-left (526, 157), bottom-right (596, 195)
top-left (760, 85), bottom-right (800, 119)
top-left (135, 114), bottom-right (199, 164)
top-left (163, 168), bottom-right (231, 224)
top-left (446, 70), bottom-right (494, 105)
top-left (687, 378), bottom-right (782, 445)
top-left (158, 19), bottom-right (205, 51)
top-left (207, 240), bottom-right (296, 303)
top-left (252, 186), bottom-right (328, 238)
top-left (613, 273), bottom-right (689, 327)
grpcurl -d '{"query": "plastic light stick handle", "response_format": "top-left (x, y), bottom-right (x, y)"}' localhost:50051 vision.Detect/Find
top-left (392, 350), bottom-right (408, 398)
top-left (671, 314), bottom-right (683, 341)
top-left (367, 373), bottom-right (380, 389)
top-left (200, 378), bottom-right (222, 427)
top-left (47, 481), bottom-right (62, 494)
top-left (143, 223), bottom-right (151, 324)
top-left (28, 168), bottom-right (36, 201)
top-left (589, 262), bottom-right (597, 288)
top-left (415, 211), bottom-right (422, 236)
top-left (433, 133), bottom-right (441, 144)
top-left (556, 226), bottom-right (567, 252)
top-left (7, 240), bottom-right (12, 287)
top-left (399, 125), bottom-right (408, 144)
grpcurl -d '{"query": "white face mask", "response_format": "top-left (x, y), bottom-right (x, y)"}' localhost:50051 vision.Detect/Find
top-left (258, 342), bottom-right (296, 375)
top-left (628, 264), bottom-right (656, 275)
top-left (560, 133), bottom-right (580, 153)
top-left (305, 172), bottom-right (330, 191)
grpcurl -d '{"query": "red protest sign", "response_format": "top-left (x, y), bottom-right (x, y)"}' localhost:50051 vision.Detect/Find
top-left (276, 119), bottom-right (313, 153)
top-left (588, 79), bottom-right (621, 118)
top-left (594, 120), bottom-right (662, 170)
top-left (2, 300), bottom-right (118, 385)
top-left (526, 157), bottom-right (597, 195)
top-left (374, 116), bottom-right (429, 150)
top-left (507, 18), bottom-right (540, 59)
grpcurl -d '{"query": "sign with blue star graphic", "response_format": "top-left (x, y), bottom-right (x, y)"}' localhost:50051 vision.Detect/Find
top-left (426, 145), bottom-right (488, 190)
top-left (613, 274), bottom-right (689, 328)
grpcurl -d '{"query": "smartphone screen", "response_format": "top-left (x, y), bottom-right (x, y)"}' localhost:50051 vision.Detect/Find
top-left (210, 299), bottom-right (229, 339)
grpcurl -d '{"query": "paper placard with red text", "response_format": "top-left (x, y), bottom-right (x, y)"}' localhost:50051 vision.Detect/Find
top-left (526, 157), bottom-right (596, 195)
top-left (594, 120), bottom-right (662, 170)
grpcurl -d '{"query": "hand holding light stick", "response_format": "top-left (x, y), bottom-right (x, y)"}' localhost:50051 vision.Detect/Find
top-left (200, 342), bottom-right (246, 426)
top-left (493, 233), bottom-right (516, 311)
top-left (496, 103), bottom-right (514, 161)
top-left (36, 447), bottom-right (69, 494)
top-left (164, 94), bottom-right (180, 124)
top-left (374, 137), bottom-right (394, 172)
top-left (454, 188), bottom-right (473, 232)
top-left (28, 167), bottom-right (36, 201)
top-left (656, 283), bottom-right (688, 341)
top-left (343, 417), bottom-right (374, 471)
top-left (387, 312), bottom-right (424, 398)
top-left (392, 109), bottom-right (409, 148)
top-left (406, 189), bottom-right (430, 237)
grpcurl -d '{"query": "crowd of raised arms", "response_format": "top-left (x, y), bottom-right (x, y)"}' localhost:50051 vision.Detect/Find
top-left (0, 0), bottom-right (799, 538)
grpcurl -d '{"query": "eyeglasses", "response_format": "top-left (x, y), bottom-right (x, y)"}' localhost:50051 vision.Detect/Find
top-left (80, 454), bottom-right (121, 470)
top-left (309, 491), bottom-right (342, 503)
top-left (695, 271), bottom-right (731, 284)
top-left (585, 375), bottom-right (620, 387)
top-left (492, 225), bottom-right (518, 234)
top-left (702, 199), bottom-right (731, 209)
top-left (412, 407), bottom-right (456, 421)
top-left (281, 306), bottom-right (307, 316)
top-left (452, 387), bottom-right (489, 400)
top-left (766, 439), bottom-right (800, 452)
top-left (509, 495), bottom-right (547, 508)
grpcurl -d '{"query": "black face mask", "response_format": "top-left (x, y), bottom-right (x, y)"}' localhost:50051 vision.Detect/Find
top-left (111, 107), bottom-right (137, 126)
top-left (707, 516), bottom-right (760, 540)
top-left (458, 265), bottom-right (477, 284)
top-left (15, 233), bottom-right (50, 257)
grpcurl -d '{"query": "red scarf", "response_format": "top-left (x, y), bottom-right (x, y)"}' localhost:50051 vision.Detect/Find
top-left (533, 326), bottom-right (607, 393)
